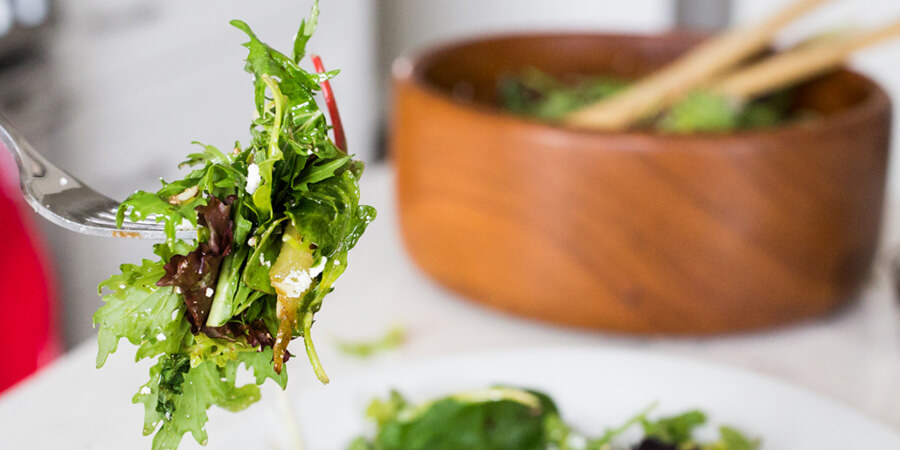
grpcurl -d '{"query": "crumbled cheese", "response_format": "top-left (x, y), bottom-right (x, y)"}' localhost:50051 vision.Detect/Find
top-left (271, 257), bottom-right (327, 298)
top-left (156, 333), bottom-right (167, 341)
top-left (274, 269), bottom-right (314, 298)
top-left (245, 163), bottom-right (262, 195)
top-left (119, 284), bottom-right (126, 289)
top-left (175, 218), bottom-right (195, 231)
top-left (174, 287), bottom-right (183, 294)
top-left (139, 386), bottom-right (152, 395)
top-left (205, 287), bottom-right (214, 297)
top-left (247, 236), bottom-right (257, 247)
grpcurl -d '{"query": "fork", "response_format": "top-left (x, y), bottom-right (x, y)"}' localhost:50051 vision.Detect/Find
top-left (0, 115), bottom-right (196, 240)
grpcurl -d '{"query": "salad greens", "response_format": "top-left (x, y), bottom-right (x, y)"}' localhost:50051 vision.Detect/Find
top-left (499, 67), bottom-right (795, 133)
top-left (93, 2), bottom-right (375, 448)
top-left (349, 387), bottom-right (760, 450)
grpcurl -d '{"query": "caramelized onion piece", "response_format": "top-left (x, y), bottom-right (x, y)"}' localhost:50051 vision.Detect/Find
top-left (272, 294), bottom-right (299, 374)
top-left (269, 224), bottom-right (315, 374)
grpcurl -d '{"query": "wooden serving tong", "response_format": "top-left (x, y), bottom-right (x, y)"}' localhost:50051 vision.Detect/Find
top-left (565, 0), bottom-right (900, 131)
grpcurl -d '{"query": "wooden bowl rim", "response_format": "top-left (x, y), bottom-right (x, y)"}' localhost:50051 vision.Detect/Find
top-left (392, 31), bottom-right (893, 144)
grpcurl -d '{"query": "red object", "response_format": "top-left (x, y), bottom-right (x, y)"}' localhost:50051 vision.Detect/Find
top-left (0, 155), bottom-right (59, 394)
top-left (311, 55), bottom-right (347, 151)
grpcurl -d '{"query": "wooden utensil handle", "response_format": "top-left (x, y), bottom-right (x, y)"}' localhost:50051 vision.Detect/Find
top-left (564, 0), bottom-right (834, 131)
top-left (714, 21), bottom-right (900, 100)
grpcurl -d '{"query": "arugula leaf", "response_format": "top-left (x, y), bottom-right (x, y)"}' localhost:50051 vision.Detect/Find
top-left (352, 389), bottom-right (760, 450)
top-left (116, 186), bottom-right (203, 246)
top-left (293, 155), bottom-right (351, 192)
top-left (586, 403), bottom-right (656, 449)
top-left (355, 388), bottom-right (555, 450)
top-left (229, 19), bottom-right (324, 116)
top-left (291, 0), bottom-right (318, 63)
top-left (641, 409), bottom-right (708, 445)
top-left (500, 68), bottom-right (798, 133)
top-left (365, 390), bottom-right (409, 427)
top-left (180, 141), bottom-right (231, 168)
top-left (702, 426), bottom-right (762, 450)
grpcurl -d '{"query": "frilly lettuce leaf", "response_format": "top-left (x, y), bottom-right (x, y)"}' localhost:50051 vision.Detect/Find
top-left (94, 257), bottom-right (190, 368)
top-left (134, 348), bottom-right (287, 450)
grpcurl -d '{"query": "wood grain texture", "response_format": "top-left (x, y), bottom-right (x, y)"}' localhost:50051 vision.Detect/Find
top-left (390, 33), bottom-right (892, 334)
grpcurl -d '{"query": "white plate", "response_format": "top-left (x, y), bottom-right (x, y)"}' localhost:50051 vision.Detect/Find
top-left (282, 346), bottom-right (900, 449)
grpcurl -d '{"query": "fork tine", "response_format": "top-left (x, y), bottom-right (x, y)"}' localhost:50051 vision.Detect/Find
top-left (0, 114), bottom-right (197, 240)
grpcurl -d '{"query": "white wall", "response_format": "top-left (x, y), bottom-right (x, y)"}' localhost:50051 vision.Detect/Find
top-left (376, 0), bottom-right (674, 108)
top-left (378, 0), bottom-right (673, 57)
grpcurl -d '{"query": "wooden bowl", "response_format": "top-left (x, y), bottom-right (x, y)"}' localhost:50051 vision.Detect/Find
top-left (390, 32), bottom-right (892, 334)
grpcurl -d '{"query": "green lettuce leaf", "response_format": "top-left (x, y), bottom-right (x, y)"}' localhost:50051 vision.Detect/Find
top-left (94, 258), bottom-right (191, 367)
top-left (641, 409), bottom-right (707, 445)
top-left (703, 426), bottom-right (762, 450)
top-left (356, 388), bottom-right (554, 450)
top-left (134, 347), bottom-right (287, 450)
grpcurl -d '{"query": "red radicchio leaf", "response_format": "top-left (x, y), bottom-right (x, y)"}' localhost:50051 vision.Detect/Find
top-left (203, 319), bottom-right (290, 362)
top-left (158, 195), bottom-right (235, 332)
top-left (197, 196), bottom-right (234, 256)
top-left (156, 195), bottom-right (290, 361)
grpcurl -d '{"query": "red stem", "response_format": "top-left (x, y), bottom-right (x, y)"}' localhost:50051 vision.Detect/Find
top-left (311, 55), bottom-right (346, 152)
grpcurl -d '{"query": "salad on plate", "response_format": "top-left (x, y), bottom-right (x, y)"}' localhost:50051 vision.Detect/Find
top-left (349, 387), bottom-right (760, 450)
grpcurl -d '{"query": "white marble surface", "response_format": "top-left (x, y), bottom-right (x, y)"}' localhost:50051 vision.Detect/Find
top-left (1, 166), bottom-right (898, 449)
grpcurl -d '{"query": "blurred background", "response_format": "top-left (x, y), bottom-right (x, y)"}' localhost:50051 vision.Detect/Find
top-left (1, 0), bottom-right (899, 397)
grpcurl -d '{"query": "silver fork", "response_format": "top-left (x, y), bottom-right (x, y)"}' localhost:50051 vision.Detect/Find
top-left (1, 115), bottom-right (196, 240)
